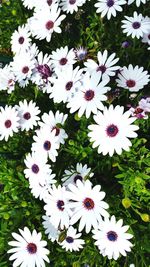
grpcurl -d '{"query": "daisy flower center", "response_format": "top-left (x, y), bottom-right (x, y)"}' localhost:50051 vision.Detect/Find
top-left (23, 112), bottom-right (31, 120)
top-left (52, 126), bottom-right (60, 136)
top-left (27, 243), bottom-right (37, 254)
top-left (97, 65), bottom-right (107, 73)
top-left (66, 236), bottom-right (74, 243)
top-left (83, 197), bottom-right (95, 210)
top-left (65, 81), bottom-right (73, 91)
top-left (4, 119), bottom-right (12, 128)
top-left (8, 79), bottom-right (14, 87)
top-left (148, 34), bottom-right (150, 40)
top-left (106, 124), bottom-right (119, 137)
top-left (107, 0), bottom-right (114, 7)
top-left (126, 79), bottom-right (136, 88)
top-left (132, 22), bottom-right (141, 29)
top-left (22, 66), bottom-right (29, 74)
top-left (18, 36), bottom-right (25, 44)
top-left (107, 231), bottom-right (118, 241)
top-left (59, 58), bottom-right (68, 65)
top-left (69, 0), bottom-right (76, 4)
top-left (45, 20), bottom-right (54, 30)
top-left (47, 0), bottom-right (52, 5)
top-left (43, 140), bottom-right (51, 151)
top-left (37, 64), bottom-right (53, 80)
top-left (57, 200), bottom-right (64, 211)
top-left (31, 164), bottom-right (39, 174)
top-left (74, 174), bottom-right (83, 183)
top-left (84, 90), bottom-right (95, 101)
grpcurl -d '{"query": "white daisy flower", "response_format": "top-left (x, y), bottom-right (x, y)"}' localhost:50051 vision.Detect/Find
top-left (116, 65), bottom-right (150, 92)
top-left (8, 227), bottom-right (50, 267)
top-left (74, 46), bottom-right (87, 61)
top-left (142, 18), bottom-right (150, 46)
top-left (42, 215), bottom-right (60, 242)
top-left (60, 0), bottom-right (86, 14)
top-left (44, 184), bottom-right (72, 229)
top-left (0, 64), bottom-right (16, 93)
top-left (121, 12), bottom-right (150, 39)
top-left (11, 24), bottom-right (31, 54)
top-left (50, 66), bottom-right (83, 103)
top-left (39, 110), bottom-right (68, 145)
top-left (139, 97), bottom-right (150, 113)
top-left (24, 152), bottom-right (51, 182)
top-left (127, 0), bottom-right (147, 7)
top-left (28, 4), bottom-right (66, 42)
top-left (92, 215), bottom-right (133, 260)
top-left (95, 0), bottom-right (126, 20)
top-left (67, 180), bottom-right (109, 233)
top-left (84, 50), bottom-right (120, 80)
top-left (21, 0), bottom-right (36, 9)
top-left (29, 170), bottom-right (56, 200)
top-left (62, 163), bottom-right (94, 187)
top-left (50, 46), bottom-right (76, 71)
top-left (34, 0), bottom-right (58, 11)
top-left (31, 128), bottom-right (59, 162)
top-left (0, 106), bottom-right (19, 141)
top-left (88, 105), bottom-right (139, 157)
top-left (67, 72), bottom-right (110, 118)
top-left (15, 100), bottom-right (40, 131)
top-left (11, 52), bottom-right (36, 87)
top-left (59, 226), bottom-right (85, 251)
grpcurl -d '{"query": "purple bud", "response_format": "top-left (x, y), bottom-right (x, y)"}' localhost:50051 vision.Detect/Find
top-left (122, 41), bottom-right (130, 48)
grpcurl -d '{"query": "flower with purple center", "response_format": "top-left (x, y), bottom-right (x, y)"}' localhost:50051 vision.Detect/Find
top-left (59, 226), bottom-right (85, 251)
top-left (95, 0), bottom-right (126, 20)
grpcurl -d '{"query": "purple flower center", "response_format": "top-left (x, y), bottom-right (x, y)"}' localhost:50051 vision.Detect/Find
top-left (22, 66), bottom-right (29, 74)
top-left (107, 0), bottom-right (114, 7)
top-left (84, 90), bottom-right (95, 101)
top-left (97, 65), bottom-right (107, 74)
top-left (5, 120), bottom-right (12, 128)
top-left (148, 34), bottom-right (150, 40)
top-left (66, 236), bottom-right (74, 243)
top-left (65, 81), bottom-right (73, 91)
top-left (43, 141), bottom-right (51, 151)
top-left (27, 243), bottom-right (37, 254)
top-left (37, 64), bottom-right (53, 80)
top-left (69, 0), bottom-right (76, 4)
top-left (8, 79), bottom-right (14, 87)
top-left (83, 197), bottom-right (95, 210)
top-left (57, 200), bottom-right (64, 211)
top-left (47, 0), bottom-right (52, 5)
top-left (132, 22), bottom-right (141, 29)
top-left (106, 124), bottom-right (119, 137)
top-left (45, 20), bottom-right (54, 30)
top-left (59, 58), bottom-right (68, 65)
top-left (23, 112), bottom-right (31, 120)
top-left (74, 174), bottom-right (83, 183)
top-left (126, 79), bottom-right (136, 88)
top-left (31, 164), bottom-right (39, 174)
top-left (18, 36), bottom-right (25, 44)
top-left (107, 231), bottom-right (118, 241)
top-left (52, 126), bottom-right (60, 136)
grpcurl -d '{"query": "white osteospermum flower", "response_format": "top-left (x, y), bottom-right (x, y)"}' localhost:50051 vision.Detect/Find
top-left (51, 46), bottom-right (76, 71)
top-left (67, 72), bottom-right (110, 118)
top-left (60, 0), bottom-right (86, 14)
top-left (92, 215), bottom-right (133, 260)
top-left (88, 105), bottom-right (139, 156)
top-left (139, 97), bottom-right (150, 113)
top-left (39, 110), bottom-right (68, 145)
top-left (11, 24), bottom-right (31, 54)
top-left (95, 0), bottom-right (126, 20)
top-left (142, 25), bottom-right (150, 46)
top-left (28, 4), bottom-right (66, 42)
top-left (121, 12), bottom-right (150, 39)
top-left (21, 0), bottom-right (36, 9)
top-left (0, 64), bottom-right (16, 93)
top-left (62, 162), bottom-right (94, 187)
top-left (0, 106), bottom-right (19, 141)
top-left (128, 0), bottom-right (147, 6)
top-left (31, 128), bottom-right (59, 162)
top-left (116, 65), bottom-right (150, 92)
top-left (34, 0), bottom-right (58, 11)
top-left (44, 185), bottom-right (72, 229)
top-left (8, 227), bottom-right (50, 267)
top-left (50, 66), bottom-right (83, 103)
top-left (84, 50), bottom-right (120, 80)
top-left (67, 180), bottom-right (109, 233)
top-left (59, 226), bottom-right (85, 251)
top-left (15, 100), bottom-right (41, 131)
top-left (42, 215), bottom-right (60, 242)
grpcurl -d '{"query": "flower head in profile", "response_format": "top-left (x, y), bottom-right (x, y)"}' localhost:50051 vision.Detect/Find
top-left (88, 105), bottom-right (139, 156)
top-left (92, 215), bottom-right (133, 260)
top-left (8, 227), bottom-right (50, 267)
